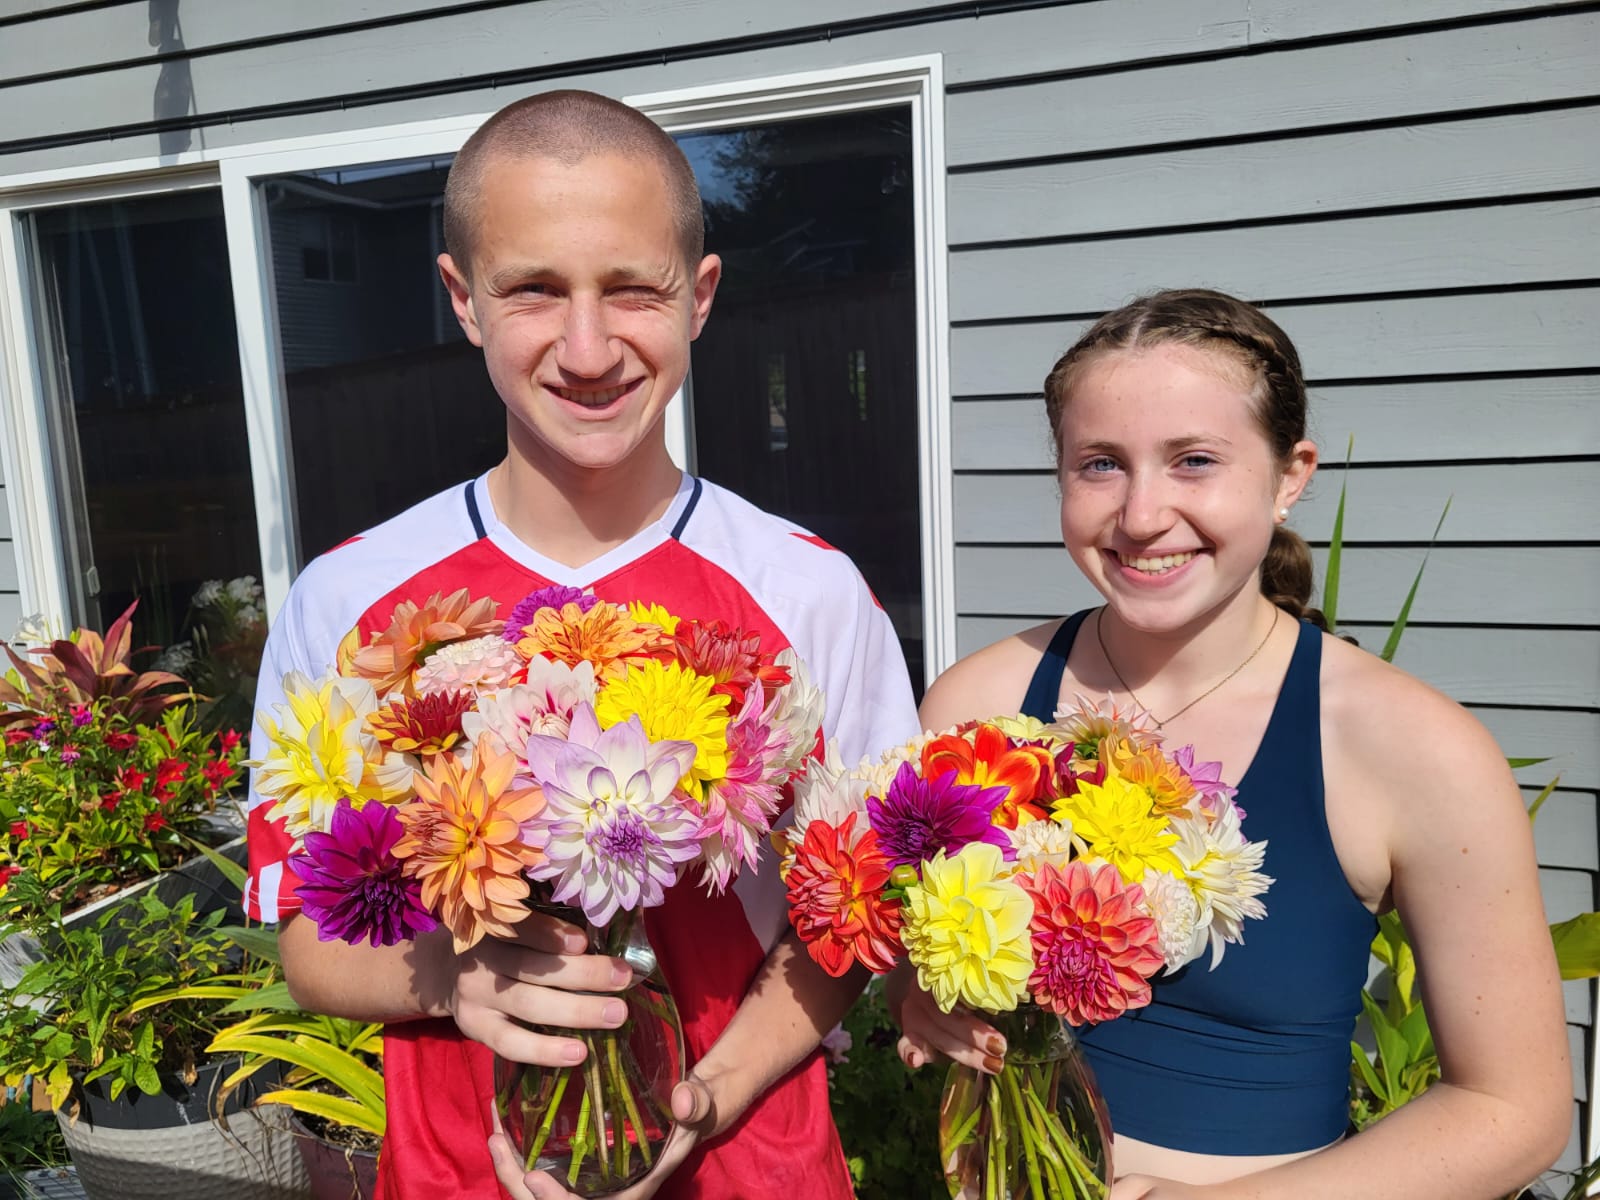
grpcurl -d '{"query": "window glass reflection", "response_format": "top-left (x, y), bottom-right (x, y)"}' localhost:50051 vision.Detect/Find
top-left (263, 158), bottom-right (504, 561)
top-left (29, 191), bottom-right (261, 639)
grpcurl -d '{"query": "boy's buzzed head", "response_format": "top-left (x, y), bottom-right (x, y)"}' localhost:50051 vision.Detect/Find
top-left (443, 90), bottom-right (705, 280)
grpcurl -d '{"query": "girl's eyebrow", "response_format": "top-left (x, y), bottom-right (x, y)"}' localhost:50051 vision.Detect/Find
top-left (1071, 434), bottom-right (1234, 453)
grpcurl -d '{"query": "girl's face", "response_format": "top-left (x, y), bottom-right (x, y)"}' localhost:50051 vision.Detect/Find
top-left (1056, 342), bottom-right (1315, 636)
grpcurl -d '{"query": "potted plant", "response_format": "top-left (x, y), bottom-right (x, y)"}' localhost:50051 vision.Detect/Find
top-left (0, 604), bottom-right (246, 986)
top-left (0, 886), bottom-right (306, 1199)
top-left (209, 1006), bottom-right (385, 1200)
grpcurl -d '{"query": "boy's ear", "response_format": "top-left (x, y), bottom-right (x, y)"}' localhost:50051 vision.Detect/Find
top-left (438, 253), bottom-right (482, 346)
top-left (689, 253), bottom-right (722, 341)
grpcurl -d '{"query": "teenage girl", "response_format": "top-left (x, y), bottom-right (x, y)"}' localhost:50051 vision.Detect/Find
top-left (892, 289), bottom-right (1570, 1199)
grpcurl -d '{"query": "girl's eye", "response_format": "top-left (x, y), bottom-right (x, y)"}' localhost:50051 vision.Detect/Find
top-left (1080, 457), bottom-right (1119, 474)
top-left (1180, 454), bottom-right (1215, 469)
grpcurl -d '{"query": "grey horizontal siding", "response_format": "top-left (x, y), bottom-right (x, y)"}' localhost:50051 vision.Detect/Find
top-left (0, 1), bottom-right (501, 76)
top-left (954, 462), bottom-right (1600, 544)
top-left (1536, 792), bottom-right (1600, 874)
top-left (951, 198), bottom-right (1600, 322)
top-left (0, 592), bottom-right (19, 640)
top-left (953, 377), bottom-right (1600, 469)
top-left (949, 106), bottom-right (1600, 245)
top-left (952, 290), bottom-right (1600, 395)
top-left (0, 542), bottom-right (16, 592)
top-left (946, 11), bottom-right (1600, 166)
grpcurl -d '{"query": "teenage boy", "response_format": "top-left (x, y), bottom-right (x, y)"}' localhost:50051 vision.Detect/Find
top-left (244, 89), bottom-right (919, 1200)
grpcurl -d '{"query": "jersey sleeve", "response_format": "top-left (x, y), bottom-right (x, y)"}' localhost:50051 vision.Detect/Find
top-left (243, 579), bottom-right (320, 923)
top-left (821, 569), bottom-right (921, 767)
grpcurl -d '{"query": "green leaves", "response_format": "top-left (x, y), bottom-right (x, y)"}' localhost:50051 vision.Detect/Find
top-left (206, 1009), bottom-right (387, 1138)
top-left (1321, 437), bottom-right (1352, 634)
top-left (1378, 498), bottom-right (1451, 665)
top-left (1550, 913), bottom-right (1600, 981)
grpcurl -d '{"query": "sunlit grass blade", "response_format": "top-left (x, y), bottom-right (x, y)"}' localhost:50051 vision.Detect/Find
top-left (1321, 436), bottom-right (1353, 633)
top-left (1378, 497), bottom-right (1451, 664)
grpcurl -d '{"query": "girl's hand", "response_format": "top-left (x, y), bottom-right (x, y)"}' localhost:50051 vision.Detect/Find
top-left (885, 960), bottom-right (1006, 1075)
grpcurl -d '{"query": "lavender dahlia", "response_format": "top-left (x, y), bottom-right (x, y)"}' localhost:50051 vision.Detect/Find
top-left (289, 798), bottom-right (437, 946)
top-left (522, 706), bottom-right (703, 926)
top-left (866, 762), bottom-right (1013, 872)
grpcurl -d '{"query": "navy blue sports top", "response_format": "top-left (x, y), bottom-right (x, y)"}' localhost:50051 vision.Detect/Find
top-left (1020, 609), bottom-right (1377, 1154)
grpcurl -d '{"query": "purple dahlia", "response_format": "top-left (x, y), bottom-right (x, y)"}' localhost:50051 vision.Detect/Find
top-left (289, 799), bottom-right (436, 947)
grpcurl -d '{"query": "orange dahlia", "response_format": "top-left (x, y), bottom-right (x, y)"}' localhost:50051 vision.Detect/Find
top-left (1101, 737), bottom-right (1197, 818)
top-left (391, 747), bottom-right (544, 952)
top-left (368, 691), bottom-right (474, 756)
top-left (920, 723), bottom-right (1052, 829)
top-left (338, 590), bottom-right (501, 697)
top-left (514, 601), bottom-right (666, 684)
top-left (786, 812), bottom-right (903, 977)
top-left (1021, 859), bottom-right (1164, 1026)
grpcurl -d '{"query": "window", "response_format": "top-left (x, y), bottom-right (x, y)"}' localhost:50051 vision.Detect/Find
top-left (22, 190), bottom-right (262, 637)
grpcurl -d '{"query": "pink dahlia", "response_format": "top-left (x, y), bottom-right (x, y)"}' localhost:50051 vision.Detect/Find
top-left (1022, 859), bottom-right (1164, 1026)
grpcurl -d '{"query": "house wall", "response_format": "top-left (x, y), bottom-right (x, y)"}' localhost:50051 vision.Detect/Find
top-left (1, 0), bottom-right (1595, 1169)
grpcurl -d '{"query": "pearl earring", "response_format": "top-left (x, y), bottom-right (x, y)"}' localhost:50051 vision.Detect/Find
top-left (1278, 507), bottom-right (1289, 520)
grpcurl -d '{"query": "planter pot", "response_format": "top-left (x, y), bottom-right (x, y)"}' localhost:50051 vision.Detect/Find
top-left (292, 1120), bottom-right (378, 1200)
top-left (54, 1057), bottom-right (309, 1200)
top-left (0, 820), bottom-right (247, 996)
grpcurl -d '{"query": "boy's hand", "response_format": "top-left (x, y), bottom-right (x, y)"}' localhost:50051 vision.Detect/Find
top-left (444, 909), bottom-right (635, 1066)
top-left (487, 1072), bottom-right (719, 1199)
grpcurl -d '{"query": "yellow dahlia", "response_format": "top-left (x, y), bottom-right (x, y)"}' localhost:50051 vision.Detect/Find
top-left (901, 843), bottom-right (1033, 1014)
top-left (1102, 737), bottom-right (1198, 818)
top-left (254, 671), bottom-right (411, 841)
top-left (391, 747), bottom-right (544, 952)
top-left (626, 601), bottom-right (680, 636)
top-left (593, 660), bottom-right (730, 801)
top-left (515, 601), bottom-right (664, 683)
top-left (338, 589), bottom-right (501, 697)
top-left (1053, 771), bottom-right (1182, 884)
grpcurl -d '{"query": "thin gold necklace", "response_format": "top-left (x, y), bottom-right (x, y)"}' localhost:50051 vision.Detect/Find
top-left (1094, 606), bottom-right (1280, 729)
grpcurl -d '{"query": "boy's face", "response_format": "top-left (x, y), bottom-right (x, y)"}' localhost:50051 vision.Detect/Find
top-left (439, 151), bottom-right (719, 478)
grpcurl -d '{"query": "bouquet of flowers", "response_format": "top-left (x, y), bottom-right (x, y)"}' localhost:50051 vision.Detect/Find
top-left (252, 585), bottom-right (825, 1194)
top-left (777, 696), bottom-right (1270, 1200)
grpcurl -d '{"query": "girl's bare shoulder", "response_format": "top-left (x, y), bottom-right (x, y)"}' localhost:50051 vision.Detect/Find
top-left (1319, 630), bottom-right (1512, 784)
top-left (919, 617), bottom-right (1066, 732)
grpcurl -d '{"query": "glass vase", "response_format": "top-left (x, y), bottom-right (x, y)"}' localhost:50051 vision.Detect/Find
top-left (493, 907), bottom-right (685, 1197)
top-left (938, 1005), bottom-right (1112, 1200)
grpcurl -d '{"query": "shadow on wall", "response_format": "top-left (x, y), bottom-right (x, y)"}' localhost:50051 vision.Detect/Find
top-left (150, 0), bottom-right (195, 157)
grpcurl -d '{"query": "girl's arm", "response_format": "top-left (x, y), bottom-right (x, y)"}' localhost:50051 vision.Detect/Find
top-left (1117, 665), bottom-right (1571, 1200)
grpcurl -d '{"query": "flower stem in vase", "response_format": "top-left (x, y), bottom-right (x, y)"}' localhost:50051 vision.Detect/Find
top-left (937, 1006), bottom-right (1111, 1200)
top-left (524, 1066), bottom-right (572, 1170)
top-left (494, 905), bottom-right (686, 1196)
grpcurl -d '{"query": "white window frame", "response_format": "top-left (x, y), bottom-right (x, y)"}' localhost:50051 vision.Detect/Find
top-left (0, 57), bottom-right (954, 687)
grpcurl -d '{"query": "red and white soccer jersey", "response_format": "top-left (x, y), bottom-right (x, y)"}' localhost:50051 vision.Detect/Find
top-left (245, 472), bottom-right (920, 1200)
